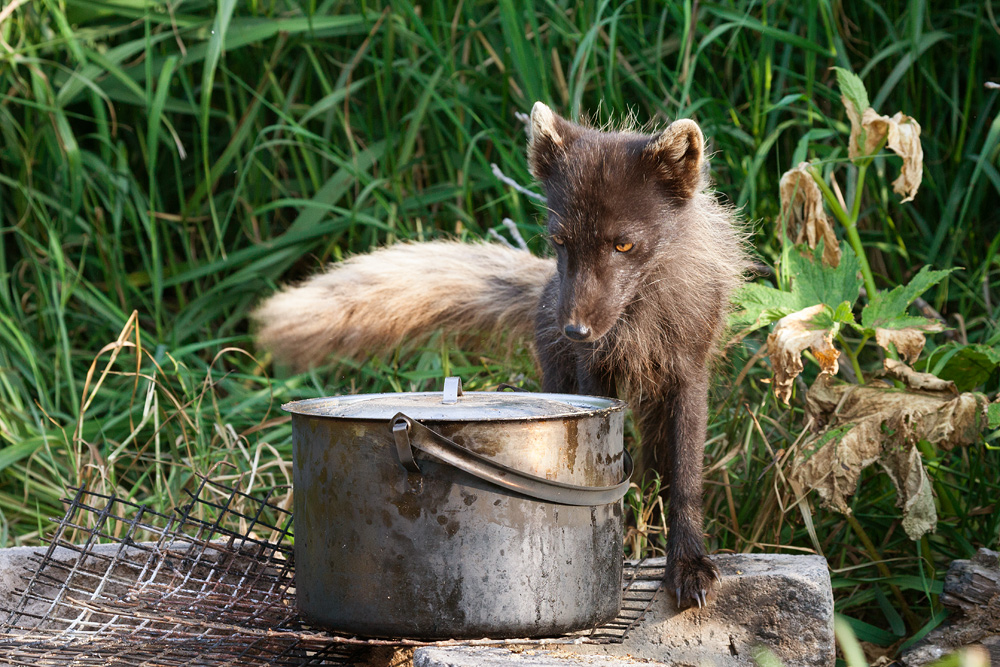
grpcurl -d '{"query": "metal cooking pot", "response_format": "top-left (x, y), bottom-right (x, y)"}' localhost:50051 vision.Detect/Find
top-left (285, 377), bottom-right (631, 639)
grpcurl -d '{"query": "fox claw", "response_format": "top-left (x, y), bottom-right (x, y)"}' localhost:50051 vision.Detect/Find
top-left (667, 555), bottom-right (720, 609)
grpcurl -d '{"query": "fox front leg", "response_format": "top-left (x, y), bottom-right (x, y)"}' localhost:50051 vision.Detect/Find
top-left (574, 351), bottom-right (617, 399)
top-left (637, 372), bottom-right (720, 608)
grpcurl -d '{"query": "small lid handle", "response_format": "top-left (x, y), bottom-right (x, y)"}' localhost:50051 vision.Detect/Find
top-left (442, 377), bottom-right (463, 404)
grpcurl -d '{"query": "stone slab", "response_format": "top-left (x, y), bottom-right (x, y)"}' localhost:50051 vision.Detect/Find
top-left (0, 545), bottom-right (38, 605)
top-left (414, 554), bottom-right (835, 667)
top-left (415, 646), bottom-right (670, 666)
top-left (0, 544), bottom-right (78, 624)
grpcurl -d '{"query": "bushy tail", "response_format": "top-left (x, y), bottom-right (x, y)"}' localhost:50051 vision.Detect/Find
top-left (252, 241), bottom-right (556, 370)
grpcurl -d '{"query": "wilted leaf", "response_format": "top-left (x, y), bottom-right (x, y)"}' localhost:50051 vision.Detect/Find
top-left (845, 106), bottom-right (882, 159)
top-left (867, 110), bottom-right (923, 202)
top-left (883, 358), bottom-right (957, 393)
top-left (795, 406), bottom-right (882, 515)
top-left (879, 443), bottom-right (937, 540)
top-left (794, 373), bottom-right (990, 540)
top-left (875, 326), bottom-right (943, 364)
top-left (837, 67), bottom-right (872, 160)
top-left (807, 371), bottom-right (987, 450)
top-left (767, 305), bottom-right (841, 405)
top-left (844, 105), bottom-right (924, 202)
top-left (844, 96), bottom-right (870, 161)
top-left (779, 163), bottom-right (841, 267)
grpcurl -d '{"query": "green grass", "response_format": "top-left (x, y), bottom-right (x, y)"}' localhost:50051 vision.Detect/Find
top-left (1, 0), bottom-right (998, 655)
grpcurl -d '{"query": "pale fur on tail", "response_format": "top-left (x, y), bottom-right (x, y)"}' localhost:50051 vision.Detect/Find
top-left (252, 240), bottom-right (556, 370)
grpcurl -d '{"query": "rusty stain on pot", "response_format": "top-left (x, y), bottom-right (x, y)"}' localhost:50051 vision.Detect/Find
top-left (564, 419), bottom-right (579, 474)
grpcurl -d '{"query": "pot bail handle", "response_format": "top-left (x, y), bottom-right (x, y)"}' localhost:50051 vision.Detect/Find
top-left (390, 413), bottom-right (633, 506)
top-left (392, 420), bottom-right (422, 473)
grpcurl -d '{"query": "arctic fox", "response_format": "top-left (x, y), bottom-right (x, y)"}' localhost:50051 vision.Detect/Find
top-left (254, 102), bottom-right (749, 607)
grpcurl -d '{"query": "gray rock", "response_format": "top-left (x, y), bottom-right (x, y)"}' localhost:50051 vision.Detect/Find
top-left (0, 546), bottom-right (36, 606)
top-left (414, 646), bottom-right (670, 666)
top-left (0, 544), bottom-right (70, 626)
top-left (414, 554), bottom-right (834, 667)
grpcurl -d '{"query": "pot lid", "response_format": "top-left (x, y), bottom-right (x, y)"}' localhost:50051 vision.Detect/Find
top-left (282, 377), bottom-right (625, 422)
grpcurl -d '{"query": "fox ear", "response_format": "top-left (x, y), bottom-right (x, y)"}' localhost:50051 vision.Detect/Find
top-left (643, 119), bottom-right (705, 199)
top-left (527, 102), bottom-right (573, 180)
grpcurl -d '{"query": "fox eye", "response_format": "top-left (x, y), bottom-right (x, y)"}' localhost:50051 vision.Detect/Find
top-left (551, 235), bottom-right (565, 246)
top-left (615, 242), bottom-right (634, 253)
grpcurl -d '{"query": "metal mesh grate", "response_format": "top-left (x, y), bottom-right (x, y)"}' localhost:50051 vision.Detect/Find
top-left (0, 477), bottom-right (663, 665)
top-left (577, 559), bottom-right (664, 643)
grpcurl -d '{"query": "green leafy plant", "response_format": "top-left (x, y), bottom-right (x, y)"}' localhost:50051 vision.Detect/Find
top-left (735, 67), bottom-right (954, 385)
top-left (732, 68), bottom-right (989, 413)
top-left (730, 68), bottom-right (998, 636)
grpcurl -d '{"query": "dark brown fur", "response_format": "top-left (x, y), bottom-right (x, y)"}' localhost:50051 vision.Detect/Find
top-left (253, 103), bottom-right (749, 607)
top-left (528, 103), bottom-right (749, 606)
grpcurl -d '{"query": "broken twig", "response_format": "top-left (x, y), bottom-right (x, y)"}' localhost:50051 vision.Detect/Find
top-left (491, 163), bottom-right (547, 203)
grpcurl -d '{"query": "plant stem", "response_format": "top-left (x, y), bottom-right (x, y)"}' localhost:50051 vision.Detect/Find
top-left (809, 164), bottom-right (878, 300)
top-left (854, 333), bottom-right (870, 383)
top-left (849, 162), bottom-right (868, 224)
top-left (842, 220), bottom-right (878, 300)
top-left (836, 332), bottom-right (866, 385)
top-left (809, 166), bottom-right (851, 226)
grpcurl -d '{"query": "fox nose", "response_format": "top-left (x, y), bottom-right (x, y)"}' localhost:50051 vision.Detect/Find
top-left (563, 324), bottom-right (591, 341)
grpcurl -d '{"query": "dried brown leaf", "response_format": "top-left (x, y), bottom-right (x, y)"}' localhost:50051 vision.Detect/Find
top-left (874, 326), bottom-right (943, 364)
top-left (843, 100), bottom-right (923, 202)
top-left (778, 163), bottom-right (841, 267)
top-left (794, 373), bottom-right (989, 539)
top-left (867, 110), bottom-right (923, 202)
top-left (767, 305), bottom-right (840, 405)
top-left (845, 99), bottom-right (878, 158)
top-left (795, 412), bottom-right (882, 515)
top-left (880, 443), bottom-right (937, 539)
top-left (883, 358), bottom-right (958, 394)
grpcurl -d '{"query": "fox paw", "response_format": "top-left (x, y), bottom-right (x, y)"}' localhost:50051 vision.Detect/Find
top-left (666, 555), bottom-right (720, 609)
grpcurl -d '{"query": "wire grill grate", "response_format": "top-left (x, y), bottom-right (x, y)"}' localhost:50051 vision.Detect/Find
top-left (0, 477), bottom-right (663, 665)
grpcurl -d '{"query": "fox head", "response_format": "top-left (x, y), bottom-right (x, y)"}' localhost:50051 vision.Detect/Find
top-left (527, 102), bottom-right (707, 343)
